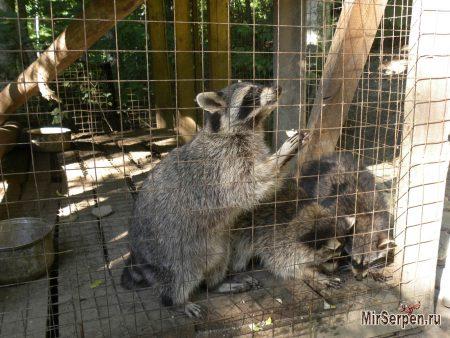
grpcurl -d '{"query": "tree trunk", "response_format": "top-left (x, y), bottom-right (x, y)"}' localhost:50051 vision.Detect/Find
top-left (147, 0), bottom-right (175, 129)
top-left (208, 0), bottom-right (229, 90)
top-left (0, 0), bottom-right (144, 124)
top-left (298, 0), bottom-right (388, 166)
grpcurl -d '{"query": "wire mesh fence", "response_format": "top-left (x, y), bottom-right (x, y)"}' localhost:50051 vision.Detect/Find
top-left (0, 0), bottom-right (448, 337)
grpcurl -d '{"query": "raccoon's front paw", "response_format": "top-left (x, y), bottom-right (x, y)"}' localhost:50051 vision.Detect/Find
top-left (369, 270), bottom-right (392, 282)
top-left (184, 302), bottom-right (207, 319)
top-left (213, 276), bottom-right (261, 294)
top-left (242, 275), bottom-right (262, 289)
top-left (319, 276), bottom-right (342, 289)
top-left (276, 131), bottom-right (310, 165)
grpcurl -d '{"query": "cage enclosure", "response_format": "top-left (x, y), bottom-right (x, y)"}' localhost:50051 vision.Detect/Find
top-left (0, 0), bottom-right (449, 337)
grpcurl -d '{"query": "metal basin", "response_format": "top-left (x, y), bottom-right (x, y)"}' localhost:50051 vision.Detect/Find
top-left (27, 127), bottom-right (72, 152)
top-left (0, 218), bottom-right (55, 285)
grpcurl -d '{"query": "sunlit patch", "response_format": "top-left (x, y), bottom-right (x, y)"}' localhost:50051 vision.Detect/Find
top-left (109, 231), bottom-right (128, 243)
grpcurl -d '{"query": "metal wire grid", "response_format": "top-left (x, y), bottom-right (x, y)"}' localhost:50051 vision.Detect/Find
top-left (0, 0), bottom-right (427, 337)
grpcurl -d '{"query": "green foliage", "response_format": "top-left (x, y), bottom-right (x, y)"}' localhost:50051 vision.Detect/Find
top-left (229, 0), bottom-right (274, 80)
top-left (50, 107), bottom-right (69, 125)
top-left (11, 0), bottom-right (411, 130)
top-left (25, 0), bottom-right (82, 50)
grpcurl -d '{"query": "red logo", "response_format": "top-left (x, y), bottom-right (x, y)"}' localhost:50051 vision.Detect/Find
top-left (399, 301), bottom-right (421, 315)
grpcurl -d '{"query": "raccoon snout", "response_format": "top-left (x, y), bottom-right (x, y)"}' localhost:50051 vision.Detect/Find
top-left (351, 266), bottom-right (367, 281)
top-left (355, 273), bottom-right (364, 281)
top-left (261, 86), bottom-right (281, 105)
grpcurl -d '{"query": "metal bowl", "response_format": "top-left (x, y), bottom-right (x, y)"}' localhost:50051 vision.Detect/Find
top-left (27, 127), bottom-right (72, 152)
top-left (0, 218), bottom-right (55, 285)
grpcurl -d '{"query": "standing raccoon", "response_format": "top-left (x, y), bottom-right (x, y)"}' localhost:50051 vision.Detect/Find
top-left (299, 152), bottom-right (395, 280)
top-left (121, 82), bottom-right (310, 318)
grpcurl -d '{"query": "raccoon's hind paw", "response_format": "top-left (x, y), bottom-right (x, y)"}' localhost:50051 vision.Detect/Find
top-left (184, 302), bottom-right (207, 319)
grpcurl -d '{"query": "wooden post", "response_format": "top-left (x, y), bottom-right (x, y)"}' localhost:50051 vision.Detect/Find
top-left (298, 0), bottom-right (388, 165)
top-left (394, 0), bottom-right (450, 312)
top-left (147, 0), bottom-right (175, 129)
top-left (192, 0), bottom-right (204, 94)
top-left (208, 0), bottom-right (229, 90)
top-left (273, 0), bottom-right (307, 151)
top-left (174, 0), bottom-right (198, 142)
top-left (0, 0), bottom-right (144, 122)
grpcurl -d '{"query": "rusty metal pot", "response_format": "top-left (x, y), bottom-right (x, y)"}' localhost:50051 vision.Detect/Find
top-left (0, 218), bottom-right (55, 285)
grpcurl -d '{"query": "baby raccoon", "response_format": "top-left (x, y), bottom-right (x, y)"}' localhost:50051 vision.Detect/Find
top-left (231, 203), bottom-right (346, 288)
top-left (299, 152), bottom-right (395, 280)
top-left (121, 82), bottom-right (310, 318)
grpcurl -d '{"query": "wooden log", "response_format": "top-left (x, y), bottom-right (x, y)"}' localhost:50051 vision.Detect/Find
top-left (0, 0), bottom-right (144, 123)
top-left (174, 0), bottom-right (198, 142)
top-left (394, 0), bottom-right (450, 313)
top-left (146, 0), bottom-right (175, 129)
top-left (298, 0), bottom-right (388, 164)
top-left (208, 0), bottom-right (229, 90)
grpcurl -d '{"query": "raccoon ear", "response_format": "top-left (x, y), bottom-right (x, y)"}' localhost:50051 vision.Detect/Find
top-left (196, 92), bottom-right (226, 112)
top-left (323, 238), bottom-right (342, 251)
top-left (345, 216), bottom-right (356, 231)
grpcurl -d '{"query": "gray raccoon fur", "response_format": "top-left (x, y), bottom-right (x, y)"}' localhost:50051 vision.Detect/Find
top-left (231, 202), bottom-right (345, 288)
top-left (121, 82), bottom-right (310, 317)
top-left (299, 152), bottom-right (395, 280)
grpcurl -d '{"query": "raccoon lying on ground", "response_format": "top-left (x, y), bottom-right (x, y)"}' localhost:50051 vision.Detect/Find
top-left (230, 201), bottom-right (347, 288)
top-left (230, 152), bottom-right (395, 284)
top-left (121, 82), bottom-right (310, 318)
top-left (299, 152), bottom-right (395, 280)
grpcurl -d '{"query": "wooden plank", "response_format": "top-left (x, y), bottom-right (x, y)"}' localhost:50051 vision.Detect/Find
top-left (174, 0), bottom-right (198, 142)
top-left (298, 0), bottom-right (388, 165)
top-left (208, 0), bottom-right (229, 90)
top-left (394, 0), bottom-right (450, 313)
top-left (147, 0), bottom-right (175, 129)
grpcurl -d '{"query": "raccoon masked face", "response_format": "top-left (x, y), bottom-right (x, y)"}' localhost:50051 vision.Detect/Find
top-left (345, 227), bottom-right (395, 281)
top-left (196, 82), bottom-right (281, 132)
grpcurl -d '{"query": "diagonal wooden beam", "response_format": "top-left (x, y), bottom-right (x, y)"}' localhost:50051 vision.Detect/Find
top-left (299, 0), bottom-right (388, 165)
top-left (0, 0), bottom-right (144, 124)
